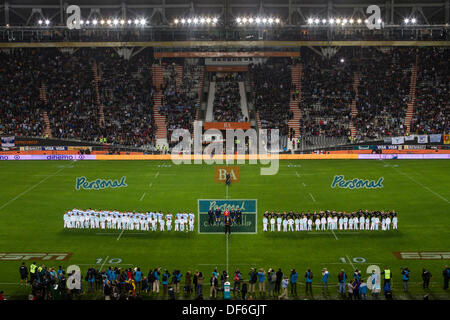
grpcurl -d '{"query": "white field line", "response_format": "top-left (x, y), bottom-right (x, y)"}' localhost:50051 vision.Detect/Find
top-left (346, 255), bottom-right (356, 270)
top-left (116, 230), bottom-right (125, 241)
top-left (139, 192), bottom-right (146, 201)
top-left (99, 256), bottom-right (109, 271)
top-left (302, 182), bottom-right (306, 187)
top-left (309, 193), bottom-right (316, 202)
top-left (149, 182), bottom-right (153, 188)
top-left (331, 229), bottom-right (339, 240)
top-left (226, 184), bottom-right (229, 199)
top-left (226, 234), bottom-right (229, 274)
top-left (296, 171), bottom-right (300, 178)
top-left (394, 168), bottom-right (449, 203)
top-left (154, 171), bottom-right (160, 179)
top-left (0, 167), bottom-right (65, 212)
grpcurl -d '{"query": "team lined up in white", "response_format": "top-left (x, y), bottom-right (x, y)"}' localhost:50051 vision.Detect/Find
top-left (63, 209), bottom-right (196, 232)
top-left (262, 212), bottom-right (398, 232)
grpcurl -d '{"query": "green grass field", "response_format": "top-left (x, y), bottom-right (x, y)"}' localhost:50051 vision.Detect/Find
top-left (0, 159), bottom-right (449, 300)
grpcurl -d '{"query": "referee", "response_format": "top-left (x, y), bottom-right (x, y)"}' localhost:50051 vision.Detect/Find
top-left (225, 216), bottom-right (231, 235)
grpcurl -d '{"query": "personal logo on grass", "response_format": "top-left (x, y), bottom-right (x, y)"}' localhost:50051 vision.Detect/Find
top-left (75, 176), bottom-right (127, 190)
top-left (214, 166), bottom-right (240, 183)
top-left (331, 175), bottom-right (384, 189)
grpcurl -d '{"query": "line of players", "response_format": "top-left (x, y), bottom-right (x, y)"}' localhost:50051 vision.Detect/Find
top-left (262, 210), bottom-right (398, 232)
top-left (63, 209), bottom-right (196, 232)
top-left (207, 207), bottom-right (243, 226)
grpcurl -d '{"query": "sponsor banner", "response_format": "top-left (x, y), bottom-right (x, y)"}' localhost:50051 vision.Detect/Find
top-left (429, 134), bottom-right (442, 143)
top-left (405, 135), bottom-right (415, 141)
top-left (357, 145), bottom-right (371, 150)
top-left (383, 138), bottom-right (392, 144)
top-left (206, 66), bottom-right (248, 72)
top-left (42, 146), bottom-right (68, 151)
top-left (214, 166), bottom-right (240, 183)
top-left (418, 135), bottom-right (428, 143)
top-left (376, 145), bottom-right (399, 150)
top-left (358, 154), bottom-right (450, 159)
top-left (393, 251), bottom-right (450, 260)
top-left (154, 51), bottom-right (300, 58)
top-left (403, 144), bottom-right (426, 150)
top-left (1, 136), bottom-right (15, 147)
top-left (14, 139), bottom-right (39, 145)
top-left (0, 154), bottom-right (96, 160)
top-left (198, 199), bottom-right (257, 234)
top-left (391, 136), bottom-right (405, 144)
top-left (204, 122), bottom-right (251, 130)
top-left (444, 134), bottom-right (450, 144)
top-left (0, 252), bottom-right (72, 261)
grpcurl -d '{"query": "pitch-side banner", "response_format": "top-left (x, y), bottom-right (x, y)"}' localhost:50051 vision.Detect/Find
top-left (418, 135), bottom-right (428, 143)
top-left (429, 134), bottom-right (442, 143)
top-left (392, 136), bottom-right (405, 144)
top-left (405, 135), bottom-right (415, 141)
top-left (0, 155), bottom-right (96, 160)
top-left (1, 136), bottom-right (15, 148)
top-left (444, 134), bottom-right (450, 144)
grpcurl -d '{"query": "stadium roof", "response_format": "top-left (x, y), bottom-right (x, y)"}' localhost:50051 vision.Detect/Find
top-left (1, 0), bottom-right (448, 26)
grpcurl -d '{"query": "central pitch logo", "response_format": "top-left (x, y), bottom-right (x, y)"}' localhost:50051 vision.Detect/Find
top-left (214, 166), bottom-right (240, 183)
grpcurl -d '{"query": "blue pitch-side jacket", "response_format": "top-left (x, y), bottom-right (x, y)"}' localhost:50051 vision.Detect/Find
top-left (258, 272), bottom-right (265, 282)
top-left (135, 271), bottom-right (142, 282)
top-left (402, 271), bottom-right (410, 281)
top-left (162, 273), bottom-right (169, 285)
top-left (305, 272), bottom-right (312, 283)
top-left (359, 283), bottom-right (368, 294)
top-left (154, 271), bottom-right (160, 281)
top-left (322, 273), bottom-right (329, 283)
top-left (176, 273), bottom-right (183, 282)
top-left (290, 273), bottom-right (298, 284)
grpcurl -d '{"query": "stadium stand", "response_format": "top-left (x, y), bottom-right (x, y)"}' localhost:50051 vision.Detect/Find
top-left (409, 47), bottom-right (449, 134)
top-left (213, 73), bottom-right (244, 122)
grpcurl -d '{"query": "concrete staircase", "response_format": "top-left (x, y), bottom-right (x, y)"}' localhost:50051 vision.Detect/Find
top-left (195, 66), bottom-right (205, 121)
top-left (175, 65), bottom-right (183, 94)
top-left (405, 55), bottom-right (418, 134)
top-left (287, 64), bottom-right (302, 138)
top-left (350, 71), bottom-right (360, 138)
top-left (39, 84), bottom-right (52, 137)
top-left (256, 112), bottom-right (262, 131)
top-left (152, 65), bottom-right (168, 144)
top-left (92, 61), bottom-right (105, 127)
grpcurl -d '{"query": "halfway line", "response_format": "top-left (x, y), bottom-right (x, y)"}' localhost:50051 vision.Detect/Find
top-left (309, 193), bottom-right (316, 202)
top-left (139, 192), bottom-right (146, 201)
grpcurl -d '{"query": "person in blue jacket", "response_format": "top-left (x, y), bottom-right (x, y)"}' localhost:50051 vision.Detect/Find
top-left (359, 280), bottom-right (368, 300)
top-left (290, 269), bottom-right (298, 297)
top-left (305, 269), bottom-right (313, 296)
top-left (401, 267), bottom-right (410, 292)
top-left (322, 268), bottom-right (329, 294)
top-left (134, 267), bottom-right (142, 293)
top-left (162, 269), bottom-right (170, 296)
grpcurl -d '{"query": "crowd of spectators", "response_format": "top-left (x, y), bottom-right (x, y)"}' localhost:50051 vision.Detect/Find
top-left (249, 58), bottom-right (292, 136)
top-left (213, 73), bottom-right (245, 122)
top-left (299, 48), bottom-right (356, 138)
top-left (353, 47), bottom-right (416, 139)
top-left (0, 48), bottom-right (156, 148)
top-left (0, 49), bottom-right (46, 137)
top-left (12, 261), bottom-right (450, 300)
top-left (410, 47), bottom-right (449, 134)
top-left (159, 64), bottom-right (202, 134)
top-left (98, 48), bottom-right (155, 147)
